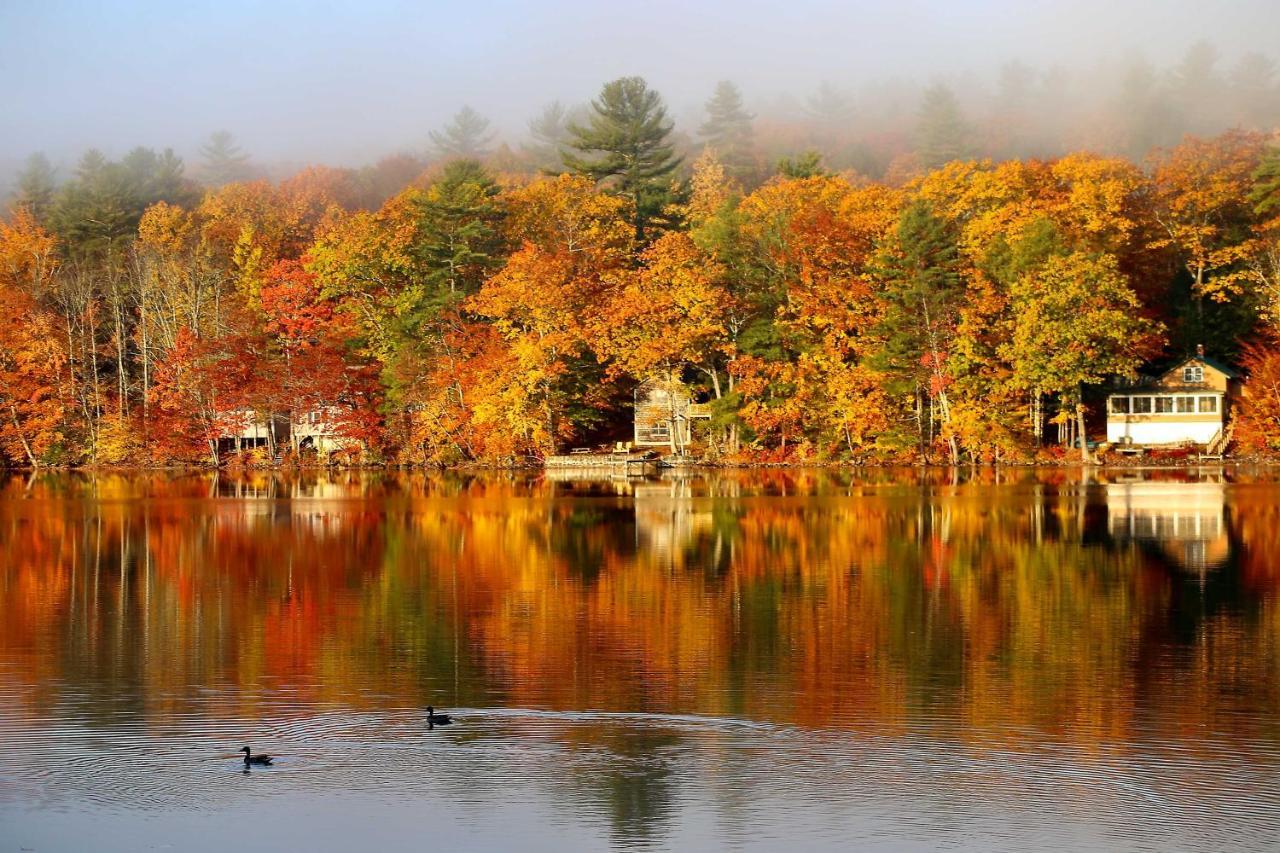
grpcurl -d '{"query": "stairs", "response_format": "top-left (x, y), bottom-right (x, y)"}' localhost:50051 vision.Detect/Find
top-left (1201, 422), bottom-right (1234, 460)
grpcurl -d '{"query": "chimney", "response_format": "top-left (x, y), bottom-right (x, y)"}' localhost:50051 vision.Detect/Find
top-left (1196, 343), bottom-right (1205, 359)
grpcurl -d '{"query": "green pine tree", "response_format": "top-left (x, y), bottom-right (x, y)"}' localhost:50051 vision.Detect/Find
top-left (51, 150), bottom-right (137, 254)
top-left (1250, 142), bottom-right (1280, 218)
top-left (410, 159), bottom-right (504, 316)
top-left (523, 101), bottom-right (582, 172)
top-left (805, 81), bottom-right (855, 128)
top-left (916, 84), bottom-right (971, 169)
top-left (775, 150), bottom-right (826, 179)
top-left (51, 147), bottom-right (196, 256)
top-left (12, 152), bottom-right (57, 222)
top-left (199, 130), bottom-right (253, 186)
top-left (699, 81), bottom-right (755, 182)
top-left (562, 76), bottom-right (684, 241)
top-left (430, 106), bottom-right (495, 159)
top-left (870, 201), bottom-right (965, 459)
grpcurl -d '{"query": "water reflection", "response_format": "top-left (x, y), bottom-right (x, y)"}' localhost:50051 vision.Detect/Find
top-left (1106, 478), bottom-right (1230, 573)
top-left (1, 467), bottom-right (1279, 851)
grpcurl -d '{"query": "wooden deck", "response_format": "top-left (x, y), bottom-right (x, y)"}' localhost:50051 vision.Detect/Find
top-left (544, 450), bottom-right (659, 469)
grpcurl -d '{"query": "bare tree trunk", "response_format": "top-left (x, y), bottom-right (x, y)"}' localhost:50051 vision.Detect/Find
top-left (8, 405), bottom-right (37, 468)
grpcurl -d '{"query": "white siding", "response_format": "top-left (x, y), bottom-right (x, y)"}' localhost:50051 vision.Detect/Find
top-left (1106, 419), bottom-right (1220, 445)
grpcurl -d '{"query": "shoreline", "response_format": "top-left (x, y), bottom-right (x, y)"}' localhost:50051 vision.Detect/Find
top-left (3, 456), bottom-right (1278, 475)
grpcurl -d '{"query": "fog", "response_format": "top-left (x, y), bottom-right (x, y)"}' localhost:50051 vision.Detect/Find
top-left (2, 0), bottom-right (1279, 182)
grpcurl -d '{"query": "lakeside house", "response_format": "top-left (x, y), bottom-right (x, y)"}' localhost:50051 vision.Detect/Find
top-left (1106, 348), bottom-right (1238, 449)
top-left (215, 407), bottom-right (356, 459)
top-left (216, 409), bottom-right (286, 455)
top-left (633, 378), bottom-right (711, 453)
top-left (290, 407), bottom-right (356, 456)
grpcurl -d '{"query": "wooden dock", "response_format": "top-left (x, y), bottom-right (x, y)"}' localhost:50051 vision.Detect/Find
top-left (544, 449), bottom-right (659, 470)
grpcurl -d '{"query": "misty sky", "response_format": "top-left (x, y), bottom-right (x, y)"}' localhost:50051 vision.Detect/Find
top-left (2, 0), bottom-right (1278, 170)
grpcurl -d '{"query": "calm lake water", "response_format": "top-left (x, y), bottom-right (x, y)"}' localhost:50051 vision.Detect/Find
top-left (1, 467), bottom-right (1278, 852)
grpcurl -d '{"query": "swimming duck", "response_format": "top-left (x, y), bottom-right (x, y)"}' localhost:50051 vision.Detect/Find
top-left (240, 746), bottom-right (273, 766)
top-left (426, 706), bottom-right (453, 726)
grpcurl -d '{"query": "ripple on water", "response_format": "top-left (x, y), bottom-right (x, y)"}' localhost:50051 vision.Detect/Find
top-left (1, 706), bottom-right (1279, 851)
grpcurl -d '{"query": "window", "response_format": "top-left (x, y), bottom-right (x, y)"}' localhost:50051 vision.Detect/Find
top-left (1109, 396), bottom-right (1130, 414)
top-left (1183, 365), bottom-right (1204, 383)
top-left (1176, 396), bottom-right (1195, 413)
top-left (1154, 396), bottom-right (1174, 413)
top-left (1133, 396), bottom-right (1153, 414)
top-left (1198, 396), bottom-right (1218, 414)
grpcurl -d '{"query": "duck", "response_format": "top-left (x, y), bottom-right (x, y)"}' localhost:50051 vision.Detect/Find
top-left (240, 746), bottom-right (273, 766)
top-left (426, 706), bottom-right (453, 727)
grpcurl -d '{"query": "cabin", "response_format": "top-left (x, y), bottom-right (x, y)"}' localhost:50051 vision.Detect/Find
top-left (633, 378), bottom-right (711, 451)
top-left (1106, 349), bottom-right (1238, 449)
top-left (291, 407), bottom-right (355, 456)
top-left (215, 409), bottom-right (286, 455)
top-left (215, 407), bottom-right (356, 459)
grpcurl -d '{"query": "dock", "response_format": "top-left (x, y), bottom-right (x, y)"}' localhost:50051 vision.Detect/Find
top-left (544, 446), bottom-right (660, 471)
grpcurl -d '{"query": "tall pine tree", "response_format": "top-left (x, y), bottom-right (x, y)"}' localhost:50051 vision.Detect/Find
top-left (562, 76), bottom-right (683, 241)
top-left (1251, 141), bottom-right (1280, 218)
top-left (199, 131), bottom-right (253, 186)
top-left (430, 106), bottom-right (495, 159)
top-left (870, 201), bottom-right (965, 461)
top-left (410, 160), bottom-right (504, 316)
top-left (699, 81), bottom-right (755, 183)
top-left (12, 153), bottom-right (57, 222)
top-left (916, 84), bottom-right (971, 169)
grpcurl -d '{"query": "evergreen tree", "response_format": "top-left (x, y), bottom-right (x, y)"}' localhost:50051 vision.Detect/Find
top-left (870, 201), bottom-right (965, 459)
top-left (51, 150), bottom-right (136, 254)
top-left (1112, 59), bottom-right (1182, 161)
top-left (1250, 142), bottom-right (1280, 218)
top-left (199, 130), bottom-right (253, 186)
top-left (699, 81), bottom-right (755, 181)
top-left (916, 84), bottom-right (971, 169)
top-left (1229, 52), bottom-right (1279, 129)
top-left (775, 151), bottom-right (826, 179)
top-left (1171, 40), bottom-right (1226, 135)
top-left (562, 76), bottom-right (684, 240)
top-left (121, 146), bottom-right (192, 206)
top-left (51, 147), bottom-right (196, 255)
top-left (429, 106), bottom-right (495, 159)
top-left (12, 153), bottom-right (57, 222)
top-left (409, 159), bottom-right (504, 319)
top-left (805, 81), bottom-right (855, 128)
top-left (523, 101), bottom-right (583, 172)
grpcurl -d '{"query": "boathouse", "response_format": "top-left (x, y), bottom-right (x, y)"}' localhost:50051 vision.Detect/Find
top-left (215, 409), bottom-right (285, 454)
top-left (632, 378), bottom-right (711, 451)
top-left (1106, 348), bottom-right (1238, 448)
top-left (291, 407), bottom-right (356, 456)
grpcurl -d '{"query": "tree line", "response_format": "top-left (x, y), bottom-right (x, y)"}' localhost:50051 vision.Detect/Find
top-left (2, 74), bottom-right (1280, 467)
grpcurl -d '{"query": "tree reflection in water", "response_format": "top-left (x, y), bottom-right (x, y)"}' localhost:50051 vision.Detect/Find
top-left (1, 466), bottom-right (1278, 849)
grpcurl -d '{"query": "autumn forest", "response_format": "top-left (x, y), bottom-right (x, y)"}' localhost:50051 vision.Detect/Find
top-left (5, 57), bottom-right (1280, 468)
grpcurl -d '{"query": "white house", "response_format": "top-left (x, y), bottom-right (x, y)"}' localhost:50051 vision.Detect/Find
top-left (1106, 350), bottom-right (1238, 447)
top-left (216, 409), bottom-right (283, 453)
top-left (290, 407), bottom-right (356, 455)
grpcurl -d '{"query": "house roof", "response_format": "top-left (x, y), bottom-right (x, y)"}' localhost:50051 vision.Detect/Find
top-left (1162, 354), bottom-right (1238, 380)
top-left (1108, 352), bottom-right (1238, 394)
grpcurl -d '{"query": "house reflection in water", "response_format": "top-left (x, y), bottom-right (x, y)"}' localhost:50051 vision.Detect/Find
top-left (1105, 477), bottom-right (1230, 574)
top-left (633, 477), bottom-right (719, 571)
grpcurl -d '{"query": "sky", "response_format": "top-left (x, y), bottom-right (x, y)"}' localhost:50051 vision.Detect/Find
top-left (1, 0), bottom-right (1278, 170)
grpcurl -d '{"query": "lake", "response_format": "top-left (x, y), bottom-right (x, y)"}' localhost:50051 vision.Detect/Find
top-left (1, 467), bottom-right (1278, 851)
